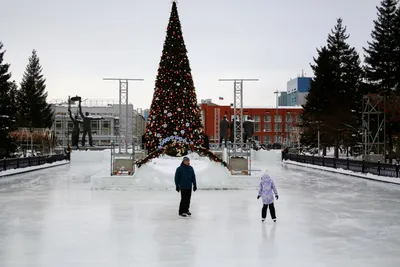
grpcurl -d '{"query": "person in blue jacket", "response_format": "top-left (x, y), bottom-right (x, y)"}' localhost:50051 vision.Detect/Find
top-left (175, 156), bottom-right (197, 217)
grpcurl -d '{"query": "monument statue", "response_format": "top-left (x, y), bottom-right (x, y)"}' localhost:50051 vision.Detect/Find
top-left (219, 115), bottom-right (229, 148)
top-left (78, 101), bottom-right (103, 147)
top-left (243, 116), bottom-right (255, 144)
top-left (68, 96), bottom-right (82, 149)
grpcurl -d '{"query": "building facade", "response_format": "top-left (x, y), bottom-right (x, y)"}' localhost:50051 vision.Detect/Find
top-left (200, 101), bottom-right (302, 146)
top-left (279, 76), bottom-right (311, 106)
top-left (51, 99), bottom-right (146, 147)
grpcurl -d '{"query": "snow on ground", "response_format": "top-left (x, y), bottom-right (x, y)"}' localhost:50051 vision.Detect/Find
top-left (0, 160), bottom-right (70, 178)
top-left (284, 160), bottom-right (400, 185)
top-left (301, 147), bottom-right (364, 160)
top-left (1, 151), bottom-right (400, 266)
top-left (145, 153), bottom-right (213, 174)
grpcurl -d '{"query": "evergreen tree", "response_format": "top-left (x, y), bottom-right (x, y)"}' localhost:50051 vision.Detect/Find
top-left (17, 50), bottom-right (53, 129)
top-left (364, 0), bottom-right (398, 94)
top-left (327, 18), bottom-right (364, 156)
top-left (301, 19), bottom-right (364, 157)
top-left (0, 42), bottom-right (17, 158)
top-left (145, 1), bottom-right (203, 155)
top-left (393, 5), bottom-right (400, 91)
top-left (301, 46), bottom-right (336, 152)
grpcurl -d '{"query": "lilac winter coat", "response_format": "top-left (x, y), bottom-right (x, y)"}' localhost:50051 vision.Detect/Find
top-left (258, 173), bottom-right (278, 205)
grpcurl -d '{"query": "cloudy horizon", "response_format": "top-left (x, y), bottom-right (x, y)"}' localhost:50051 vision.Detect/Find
top-left (0, 0), bottom-right (382, 109)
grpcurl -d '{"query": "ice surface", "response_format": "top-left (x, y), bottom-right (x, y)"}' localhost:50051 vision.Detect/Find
top-left (1, 151), bottom-right (400, 266)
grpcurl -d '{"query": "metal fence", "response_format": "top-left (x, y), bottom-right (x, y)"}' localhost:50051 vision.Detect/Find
top-left (282, 153), bottom-right (400, 178)
top-left (1, 154), bottom-right (70, 172)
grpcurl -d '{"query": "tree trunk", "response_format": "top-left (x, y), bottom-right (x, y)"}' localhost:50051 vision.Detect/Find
top-left (334, 139), bottom-right (339, 158)
top-left (388, 130), bottom-right (393, 163)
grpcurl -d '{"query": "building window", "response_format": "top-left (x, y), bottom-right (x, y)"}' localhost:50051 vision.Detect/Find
top-left (275, 135), bottom-right (282, 143)
top-left (296, 115), bottom-right (302, 122)
top-left (254, 116), bottom-right (260, 122)
top-left (286, 115), bottom-right (292, 122)
top-left (102, 128), bottom-right (111, 135)
top-left (274, 123), bottom-right (282, 132)
top-left (254, 136), bottom-right (260, 141)
top-left (263, 136), bottom-right (271, 144)
top-left (264, 115), bottom-right (271, 122)
top-left (254, 123), bottom-right (261, 132)
top-left (55, 121), bottom-right (62, 129)
top-left (274, 115), bottom-right (282, 122)
top-left (263, 123), bottom-right (271, 132)
top-left (102, 121), bottom-right (110, 128)
top-left (91, 121), bottom-right (99, 133)
top-left (67, 122), bottom-right (73, 130)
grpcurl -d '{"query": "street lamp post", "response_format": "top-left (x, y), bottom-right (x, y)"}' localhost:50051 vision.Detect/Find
top-left (318, 128), bottom-right (320, 156)
top-left (274, 90), bottom-right (280, 144)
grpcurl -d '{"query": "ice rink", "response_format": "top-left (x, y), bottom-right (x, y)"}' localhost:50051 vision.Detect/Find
top-left (1, 151), bottom-right (400, 267)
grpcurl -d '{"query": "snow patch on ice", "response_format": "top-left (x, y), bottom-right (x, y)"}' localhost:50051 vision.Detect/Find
top-left (143, 153), bottom-right (210, 174)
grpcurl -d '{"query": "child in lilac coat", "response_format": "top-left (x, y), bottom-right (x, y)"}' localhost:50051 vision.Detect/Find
top-left (257, 171), bottom-right (279, 222)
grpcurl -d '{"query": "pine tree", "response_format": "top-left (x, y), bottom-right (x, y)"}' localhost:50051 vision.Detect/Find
top-left (145, 1), bottom-right (203, 155)
top-left (327, 18), bottom-right (364, 155)
top-left (301, 46), bottom-right (336, 152)
top-left (301, 19), bottom-right (364, 157)
top-left (364, 0), bottom-right (398, 94)
top-left (17, 50), bottom-right (53, 129)
top-left (0, 42), bottom-right (17, 158)
top-left (393, 5), bottom-right (400, 92)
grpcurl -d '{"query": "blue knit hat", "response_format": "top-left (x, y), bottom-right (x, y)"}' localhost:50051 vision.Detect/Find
top-left (182, 156), bottom-right (190, 162)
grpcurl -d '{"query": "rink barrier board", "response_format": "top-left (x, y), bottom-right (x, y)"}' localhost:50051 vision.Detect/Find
top-left (0, 161), bottom-right (70, 178)
top-left (285, 160), bottom-right (400, 185)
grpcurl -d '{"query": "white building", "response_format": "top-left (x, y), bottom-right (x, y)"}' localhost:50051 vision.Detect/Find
top-left (51, 99), bottom-right (145, 147)
top-left (278, 73), bottom-right (312, 107)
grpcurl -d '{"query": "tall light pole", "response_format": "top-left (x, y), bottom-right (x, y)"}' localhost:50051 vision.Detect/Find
top-left (103, 78), bottom-right (144, 153)
top-left (315, 121), bottom-right (322, 156)
top-left (318, 127), bottom-right (320, 156)
top-left (274, 90), bottom-right (282, 144)
top-left (218, 78), bottom-right (258, 152)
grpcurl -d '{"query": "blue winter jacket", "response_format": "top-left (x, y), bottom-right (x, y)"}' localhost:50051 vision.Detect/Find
top-left (174, 163), bottom-right (197, 190)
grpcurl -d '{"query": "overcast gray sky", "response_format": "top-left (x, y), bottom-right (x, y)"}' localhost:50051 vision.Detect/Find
top-left (0, 0), bottom-right (381, 109)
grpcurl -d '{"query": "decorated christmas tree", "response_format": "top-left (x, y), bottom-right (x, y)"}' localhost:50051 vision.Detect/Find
top-left (145, 1), bottom-right (202, 154)
top-left (138, 1), bottom-right (226, 167)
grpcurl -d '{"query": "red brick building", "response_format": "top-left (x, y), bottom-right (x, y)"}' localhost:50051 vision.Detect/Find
top-left (199, 101), bottom-right (303, 145)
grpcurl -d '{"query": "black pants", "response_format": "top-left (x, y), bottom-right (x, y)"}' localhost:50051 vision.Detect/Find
top-left (179, 189), bottom-right (192, 215)
top-left (71, 132), bottom-right (79, 148)
top-left (82, 130), bottom-right (93, 146)
top-left (262, 203), bottom-right (276, 219)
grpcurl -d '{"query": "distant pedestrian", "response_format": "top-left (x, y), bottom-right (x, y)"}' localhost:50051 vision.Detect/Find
top-left (257, 170), bottom-right (279, 222)
top-left (175, 156), bottom-right (197, 217)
